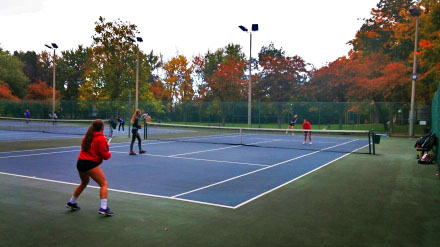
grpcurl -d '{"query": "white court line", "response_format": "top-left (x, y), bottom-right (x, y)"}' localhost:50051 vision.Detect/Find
top-left (245, 136), bottom-right (340, 144)
top-left (0, 140), bottom-right (167, 155)
top-left (0, 171), bottom-right (234, 209)
top-left (0, 136), bottom-right (82, 142)
top-left (169, 140), bottom-right (276, 157)
top-left (171, 139), bottom-right (360, 198)
top-left (233, 143), bottom-right (369, 209)
top-left (111, 150), bottom-right (268, 167)
top-left (0, 149), bottom-right (80, 159)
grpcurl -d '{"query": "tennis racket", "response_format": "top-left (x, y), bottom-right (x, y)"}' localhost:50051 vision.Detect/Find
top-left (106, 119), bottom-right (115, 145)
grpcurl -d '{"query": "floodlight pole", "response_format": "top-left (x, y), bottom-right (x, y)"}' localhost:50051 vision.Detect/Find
top-left (248, 32), bottom-right (252, 128)
top-left (52, 48), bottom-right (56, 121)
top-left (136, 43), bottom-right (139, 110)
top-left (45, 43), bottom-right (58, 121)
top-left (409, 8), bottom-right (420, 137)
top-left (239, 25), bottom-right (258, 128)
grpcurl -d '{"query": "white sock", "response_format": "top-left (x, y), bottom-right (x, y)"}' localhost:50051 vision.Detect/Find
top-left (100, 199), bottom-right (108, 209)
top-left (69, 196), bottom-right (77, 203)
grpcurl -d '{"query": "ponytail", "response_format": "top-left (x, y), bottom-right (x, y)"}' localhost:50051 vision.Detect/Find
top-left (81, 119), bottom-right (104, 151)
top-left (131, 109), bottom-right (141, 124)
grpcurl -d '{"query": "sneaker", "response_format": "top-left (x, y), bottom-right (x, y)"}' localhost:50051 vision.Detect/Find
top-left (99, 207), bottom-right (114, 216)
top-left (129, 151), bottom-right (136, 155)
top-left (309, 142), bottom-right (312, 144)
top-left (303, 142), bottom-right (306, 144)
top-left (139, 150), bottom-right (146, 154)
top-left (66, 202), bottom-right (80, 211)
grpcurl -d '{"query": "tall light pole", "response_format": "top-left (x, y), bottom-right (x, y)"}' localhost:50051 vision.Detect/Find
top-left (239, 24), bottom-right (258, 128)
top-left (45, 43), bottom-right (58, 121)
top-left (128, 36), bottom-right (143, 110)
top-left (409, 7), bottom-right (420, 137)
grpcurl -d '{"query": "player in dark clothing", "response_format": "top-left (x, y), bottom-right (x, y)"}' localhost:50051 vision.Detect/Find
top-left (117, 114), bottom-right (125, 132)
top-left (24, 109), bottom-right (30, 124)
top-left (286, 114), bottom-right (298, 135)
top-left (129, 109), bottom-right (146, 155)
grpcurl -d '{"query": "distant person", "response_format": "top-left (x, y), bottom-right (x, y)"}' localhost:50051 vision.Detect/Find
top-left (286, 114), bottom-right (298, 135)
top-left (52, 112), bottom-right (58, 124)
top-left (302, 118), bottom-right (312, 144)
top-left (117, 114), bottom-right (125, 132)
top-left (129, 109), bottom-right (146, 155)
top-left (91, 104), bottom-right (98, 118)
top-left (65, 119), bottom-right (114, 216)
top-left (24, 109), bottom-right (30, 123)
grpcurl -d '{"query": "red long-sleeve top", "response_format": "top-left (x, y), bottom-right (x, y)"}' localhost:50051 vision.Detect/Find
top-left (302, 121), bottom-right (312, 130)
top-left (78, 132), bottom-right (111, 164)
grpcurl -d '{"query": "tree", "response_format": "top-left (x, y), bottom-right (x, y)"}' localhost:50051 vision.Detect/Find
top-left (349, 0), bottom-right (415, 61)
top-left (25, 80), bottom-right (60, 101)
top-left (0, 81), bottom-right (19, 100)
top-left (13, 51), bottom-right (40, 83)
top-left (163, 55), bottom-right (194, 103)
top-left (256, 43), bottom-right (310, 127)
top-left (0, 48), bottom-right (29, 98)
top-left (81, 16), bottom-right (140, 101)
top-left (57, 45), bottom-right (91, 100)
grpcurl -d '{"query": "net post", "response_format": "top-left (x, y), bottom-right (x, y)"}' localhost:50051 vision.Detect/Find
top-left (240, 128), bottom-right (243, 145)
top-left (372, 129), bottom-right (376, 155)
top-left (368, 130), bottom-right (372, 154)
top-left (144, 122), bottom-right (148, 140)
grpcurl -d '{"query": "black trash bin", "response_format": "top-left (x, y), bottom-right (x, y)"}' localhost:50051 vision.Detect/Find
top-left (373, 134), bottom-right (381, 144)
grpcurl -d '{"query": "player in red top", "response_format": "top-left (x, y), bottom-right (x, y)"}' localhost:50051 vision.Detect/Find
top-left (302, 118), bottom-right (312, 144)
top-left (65, 119), bottom-right (114, 216)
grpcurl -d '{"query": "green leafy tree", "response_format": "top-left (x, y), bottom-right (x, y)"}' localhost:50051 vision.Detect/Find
top-left (57, 45), bottom-right (91, 100)
top-left (0, 48), bottom-right (29, 98)
top-left (81, 16), bottom-right (140, 101)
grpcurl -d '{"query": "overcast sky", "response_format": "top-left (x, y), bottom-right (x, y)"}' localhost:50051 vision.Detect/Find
top-left (0, 0), bottom-right (378, 68)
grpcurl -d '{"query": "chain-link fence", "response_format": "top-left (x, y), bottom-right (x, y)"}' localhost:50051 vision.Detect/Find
top-left (0, 100), bottom-right (430, 136)
top-left (431, 87), bottom-right (440, 164)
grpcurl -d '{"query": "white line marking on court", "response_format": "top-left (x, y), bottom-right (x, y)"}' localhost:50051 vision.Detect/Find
top-left (233, 143), bottom-right (369, 209)
top-left (168, 140), bottom-right (276, 157)
top-left (111, 150), bottom-right (268, 167)
top-left (0, 136), bottom-right (81, 142)
top-left (171, 139), bottom-right (360, 199)
top-left (0, 171), bottom-right (234, 209)
top-left (0, 150), bottom-right (80, 159)
top-left (0, 141), bottom-right (165, 155)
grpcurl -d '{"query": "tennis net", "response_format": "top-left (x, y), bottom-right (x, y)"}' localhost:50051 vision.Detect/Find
top-left (0, 117), bottom-right (114, 137)
top-left (145, 123), bottom-right (372, 154)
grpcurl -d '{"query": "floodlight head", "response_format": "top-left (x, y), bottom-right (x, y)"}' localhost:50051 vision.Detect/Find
top-left (136, 37), bottom-right (143, 42)
top-left (252, 24), bottom-right (258, 31)
top-left (239, 25), bottom-right (248, 32)
top-left (45, 44), bottom-right (52, 49)
top-left (409, 8), bottom-right (421, 16)
top-left (128, 37), bottom-right (136, 42)
top-left (51, 43), bottom-right (58, 49)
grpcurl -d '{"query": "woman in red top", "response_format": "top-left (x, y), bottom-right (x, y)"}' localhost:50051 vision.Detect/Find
top-left (302, 118), bottom-right (312, 145)
top-left (65, 119), bottom-right (114, 216)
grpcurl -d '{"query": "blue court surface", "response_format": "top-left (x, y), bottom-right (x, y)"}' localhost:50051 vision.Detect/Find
top-left (0, 136), bottom-right (369, 209)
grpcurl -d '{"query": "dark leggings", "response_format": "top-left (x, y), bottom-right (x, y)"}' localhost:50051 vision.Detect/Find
top-left (130, 130), bottom-right (142, 152)
top-left (118, 122), bottom-right (125, 131)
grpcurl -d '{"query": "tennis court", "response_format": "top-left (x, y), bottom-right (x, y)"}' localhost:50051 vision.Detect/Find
top-left (2, 121), bottom-right (440, 246)
top-left (0, 122), bottom-right (371, 208)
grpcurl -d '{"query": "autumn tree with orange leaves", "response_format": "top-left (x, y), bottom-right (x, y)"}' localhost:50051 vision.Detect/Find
top-left (255, 43), bottom-right (310, 128)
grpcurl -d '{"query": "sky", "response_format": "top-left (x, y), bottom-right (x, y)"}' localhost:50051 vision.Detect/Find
top-left (0, 0), bottom-right (379, 68)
